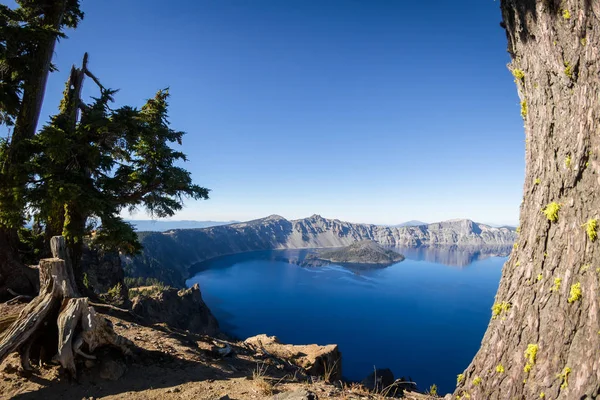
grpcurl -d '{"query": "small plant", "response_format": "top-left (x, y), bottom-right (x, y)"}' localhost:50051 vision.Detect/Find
top-left (535, 178), bottom-right (541, 185)
top-left (492, 301), bottom-right (511, 319)
top-left (472, 376), bottom-right (482, 386)
top-left (564, 62), bottom-right (573, 78)
top-left (252, 362), bottom-right (274, 395)
top-left (563, 9), bottom-right (571, 19)
top-left (583, 219), bottom-right (598, 242)
top-left (457, 373), bottom-right (465, 384)
top-left (496, 364), bottom-right (505, 373)
top-left (568, 282), bottom-right (582, 303)
top-left (552, 278), bottom-right (562, 292)
top-left (524, 344), bottom-right (538, 373)
top-left (322, 358), bottom-right (339, 383)
top-left (565, 154), bottom-right (572, 168)
top-left (521, 100), bottom-right (528, 118)
top-left (83, 273), bottom-right (90, 289)
top-left (542, 202), bottom-right (561, 222)
top-left (427, 384), bottom-right (438, 396)
top-left (512, 68), bottom-right (525, 82)
top-left (558, 366), bottom-right (571, 389)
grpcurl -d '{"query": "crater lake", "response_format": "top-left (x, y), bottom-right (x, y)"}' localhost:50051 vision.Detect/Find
top-left (186, 247), bottom-right (508, 395)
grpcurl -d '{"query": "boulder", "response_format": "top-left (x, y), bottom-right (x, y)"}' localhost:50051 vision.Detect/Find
top-left (131, 283), bottom-right (219, 335)
top-left (244, 334), bottom-right (341, 380)
top-left (270, 389), bottom-right (318, 400)
top-left (361, 368), bottom-right (417, 396)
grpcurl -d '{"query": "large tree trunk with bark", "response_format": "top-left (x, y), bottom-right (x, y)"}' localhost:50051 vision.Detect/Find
top-left (0, 236), bottom-right (131, 377)
top-left (455, 1), bottom-right (600, 399)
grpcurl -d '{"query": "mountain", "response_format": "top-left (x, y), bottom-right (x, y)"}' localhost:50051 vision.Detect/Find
top-left (394, 220), bottom-right (428, 227)
top-left (127, 220), bottom-right (238, 232)
top-left (124, 214), bottom-right (517, 287)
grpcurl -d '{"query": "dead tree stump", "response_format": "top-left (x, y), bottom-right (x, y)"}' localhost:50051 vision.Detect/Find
top-left (0, 236), bottom-right (131, 376)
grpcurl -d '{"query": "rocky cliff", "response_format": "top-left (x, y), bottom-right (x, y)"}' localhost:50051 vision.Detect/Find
top-left (123, 215), bottom-right (516, 287)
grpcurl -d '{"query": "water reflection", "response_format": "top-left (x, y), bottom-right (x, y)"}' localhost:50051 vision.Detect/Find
top-left (396, 245), bottom-right (511, 267)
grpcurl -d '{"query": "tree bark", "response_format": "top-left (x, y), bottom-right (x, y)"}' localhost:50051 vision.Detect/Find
top-left (455, 1), bottom-right (600, 399)
top-left (0, 236), bottom-right (131, 377)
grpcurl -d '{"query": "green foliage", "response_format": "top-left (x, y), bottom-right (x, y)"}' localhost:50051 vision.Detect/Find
top-left (83, 272), bottom-right (90, 289)
top-left (524, 344), bottom-right (538, 373)
top-left (124, 276), bottom-right (167, 288)
top-left (29, 85), bottom-right (210, 256)
top-left (542, 202), bottom-right (561, 222)
top-left (558, 367), bottom-right (571, 389)
top-left (0, 1), bottom-right (84, 228)
top-left (520, 100), bottom-right (528, 118)
top-left (16, 225), bottom-right (44, 265)
top-left (492, 301), bottom-right (511, 319)
top-left (567, 282), bottom-right (581, 303)
top-left (552, 278), bottom-right (562, 292)
top-left (583, 219), bottom-right (598, 242)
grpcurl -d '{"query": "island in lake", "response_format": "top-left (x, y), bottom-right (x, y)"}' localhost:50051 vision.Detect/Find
top-left (299, 240), bottom-right (405, 268)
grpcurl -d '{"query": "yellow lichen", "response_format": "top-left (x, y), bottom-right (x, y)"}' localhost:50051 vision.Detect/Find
top-left (558, 367), bottom-right (571, 389)
top-left (537, 273), bottom-right (543, 281)
top-left (472, 376), bottom-right (482, 386)
top-left (492, 301), bottom-right (512, 319)
top-left (540, 393), bottom-right (545, 398)
top-left (542, 202), bottom-right (561, 222)
top-left (524, 344), bottom-right (538, 373)
top-left (563, 9), bottom-right (571, 19)
top-left (552, 278), bottom-right (562, 292)
top-left (496, 364), bottom-right (505, 373)
top-left (512, 68), bottom-right (525, 82)
top-left (457, 373), bottom-right (465, 384)
top-left (567, 282), bottom-right (581, 303)
top-left (521, 100), bottom-right (528, 118)
top-left (564, 62), bottom-right (573, 78)
top-left (535, 178), bottom-right (541, 185)
top-left (565, 155), bottom-right (571, 169)
top-left (583, 219), bottom-right (598, 242)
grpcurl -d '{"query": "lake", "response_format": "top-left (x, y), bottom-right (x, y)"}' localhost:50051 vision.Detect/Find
top-left (186, 247), bottom-right (507, 395)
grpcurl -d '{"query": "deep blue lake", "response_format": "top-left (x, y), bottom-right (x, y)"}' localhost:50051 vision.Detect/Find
top-left (186, 247), bottom-right (506, 395)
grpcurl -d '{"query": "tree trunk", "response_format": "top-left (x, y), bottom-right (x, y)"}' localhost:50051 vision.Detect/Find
top-left (0, 0), bottom-right (69, 300)
top-left (455, 1), bottom-right (600, 399)
top-left (0, 236), bottom-right (131, 377)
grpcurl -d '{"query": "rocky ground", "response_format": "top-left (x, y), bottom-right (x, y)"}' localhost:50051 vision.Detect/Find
top-left (0, 295), bottom-right (439, 400)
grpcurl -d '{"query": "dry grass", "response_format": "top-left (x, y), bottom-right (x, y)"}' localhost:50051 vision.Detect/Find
top-left (252, 362), bottom-right (274, 395)
top-left (323, 358), bottom-right (340, 383)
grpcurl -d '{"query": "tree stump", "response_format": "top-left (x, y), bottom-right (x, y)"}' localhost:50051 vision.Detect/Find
top-left (0, 236), bottom-right (131, 377)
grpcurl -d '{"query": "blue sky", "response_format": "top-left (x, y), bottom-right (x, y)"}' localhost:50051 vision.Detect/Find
top-left (35, 0), bottom-right (524, 225)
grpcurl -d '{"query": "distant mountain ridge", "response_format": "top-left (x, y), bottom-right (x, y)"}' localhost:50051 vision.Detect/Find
top-left (128, 220), bottom-right (237, 232)
top-left (124, 214), bottom-right (517, 286)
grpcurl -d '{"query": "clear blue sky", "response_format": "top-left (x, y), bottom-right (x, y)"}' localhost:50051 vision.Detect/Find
top-left (37, 0), bottom-right (524, 225)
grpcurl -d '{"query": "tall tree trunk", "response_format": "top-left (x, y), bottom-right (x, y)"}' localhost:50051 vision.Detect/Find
top-left (455, 1), bottom-right (600, 399)
top-left (0, 0), bottom-right (68, 299)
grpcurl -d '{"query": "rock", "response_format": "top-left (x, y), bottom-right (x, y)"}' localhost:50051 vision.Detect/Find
top-left (244, 334), bottom-right (341, 380)
top-left (99, 358), bottom-right (126, 381)
top-left (270, 388), bottom-right (318, 400)
top-left (131, 283), bottom-right (219, 335)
